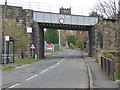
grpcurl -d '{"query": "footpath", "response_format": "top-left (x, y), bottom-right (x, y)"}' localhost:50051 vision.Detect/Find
top-left (84, 55), bottom-right (120, 89)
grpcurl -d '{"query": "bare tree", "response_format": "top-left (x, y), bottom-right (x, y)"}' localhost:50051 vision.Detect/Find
top-left (94, 0), bottom-right (119, 18)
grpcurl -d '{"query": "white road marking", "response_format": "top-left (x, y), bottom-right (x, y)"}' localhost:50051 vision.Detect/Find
top-left (41, 69), bottom-right (49, 73)
top-left (8, 83), bottom-right (20, 88)
top-left (49, 66), bottom-right (55, 69)
top-left (26, 75), bottom-right (37, 81)
top-left (56, 62), bottom-right (59, 65)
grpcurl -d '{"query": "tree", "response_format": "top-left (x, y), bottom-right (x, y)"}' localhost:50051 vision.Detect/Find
top-left (89, 11), bottom-right (104, 18)
top-left (45, 29), bottom-right (59, 44)
top-left (93, 0), bottom-right (118, 18)
top-left (66, 35), bottom-right (76, 45)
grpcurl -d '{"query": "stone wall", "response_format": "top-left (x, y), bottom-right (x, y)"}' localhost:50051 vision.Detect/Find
top-left (0, 5), bottom-right (36, 59)
top-left (95, 18), bottom-right (118, 62)
top-left (95, 19), bottom-right (118, 52)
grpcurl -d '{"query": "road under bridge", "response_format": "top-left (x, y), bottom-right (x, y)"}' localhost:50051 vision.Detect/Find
top-left (33, 11), bottom-right (98, 59)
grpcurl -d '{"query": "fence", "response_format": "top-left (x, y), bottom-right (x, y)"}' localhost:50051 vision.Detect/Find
top-left (101, 56), bottom-right (115, 81)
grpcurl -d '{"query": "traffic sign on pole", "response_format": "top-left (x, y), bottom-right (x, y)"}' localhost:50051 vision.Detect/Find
top-left (30, 44), bottom-right (36, 49)
top-left (46, 44), bottom-right (53, 50)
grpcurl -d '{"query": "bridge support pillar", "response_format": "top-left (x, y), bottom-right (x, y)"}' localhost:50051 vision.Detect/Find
top-left (38, 26), bottom-right (45, 59)
top-left (89, 28), bottom-right (96, 57)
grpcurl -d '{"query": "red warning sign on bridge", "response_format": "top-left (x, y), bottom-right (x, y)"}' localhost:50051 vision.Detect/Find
top-left (59, 18), bottom-right (64, 24)
top-left (30, 44), bottom-right (36, 49)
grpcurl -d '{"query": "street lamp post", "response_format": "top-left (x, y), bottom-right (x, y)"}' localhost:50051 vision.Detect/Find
top-left (58, 30), bottom-right (61, 50)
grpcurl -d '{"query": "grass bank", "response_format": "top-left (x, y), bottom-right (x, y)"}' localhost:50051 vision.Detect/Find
top-left (116, 71), bottom-right (120, 80)
top-left (15, 58), bottom-right (40, 64)
top-left (0, 59), bottom-right (41, 71)
top-left (0, 65), bottom-right (14, 70)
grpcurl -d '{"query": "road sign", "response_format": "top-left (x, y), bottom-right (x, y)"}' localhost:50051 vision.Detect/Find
top-left (59, 18), bottom-right (64, 24)
top-left (47, 44), bottom-right (53, 50)
top-left (30, 44), bottom-right (36, 49)
top-left (27, 27), bottom-right (32, 33)
top-left (5, 36), bottom-right (10, 41)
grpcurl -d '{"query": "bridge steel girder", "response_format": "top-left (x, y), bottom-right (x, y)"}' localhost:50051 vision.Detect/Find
top-left (38, 23), bottom-right (93, 31)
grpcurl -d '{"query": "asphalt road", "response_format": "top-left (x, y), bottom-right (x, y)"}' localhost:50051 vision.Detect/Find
top-left (2, 48), bottom-right (89, 89)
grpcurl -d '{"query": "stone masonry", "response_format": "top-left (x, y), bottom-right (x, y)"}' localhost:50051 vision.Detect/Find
top-left (95, 18), bottom-right (119, 62)
top-left (0, 5), bottom-right (36, 59)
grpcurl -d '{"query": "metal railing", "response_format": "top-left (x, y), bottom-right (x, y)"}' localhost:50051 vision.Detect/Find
top-left (101, 56), bottom-right (115, 81)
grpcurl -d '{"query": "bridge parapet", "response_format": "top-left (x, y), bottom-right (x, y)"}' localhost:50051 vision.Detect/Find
top-left (33, 11), bottom-right (98, 26)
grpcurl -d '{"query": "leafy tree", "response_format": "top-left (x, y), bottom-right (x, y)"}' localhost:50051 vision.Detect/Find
top-left (66, 35), bottom-right (76, 45)
top-left (45, 29), bottom-right (59, 44)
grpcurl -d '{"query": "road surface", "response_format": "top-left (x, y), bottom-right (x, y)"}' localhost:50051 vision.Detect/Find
top-left (2, 49), bottom-right (89, 89)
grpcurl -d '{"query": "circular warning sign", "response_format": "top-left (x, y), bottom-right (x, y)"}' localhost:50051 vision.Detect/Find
top-left (59, 18), bottom-right (64, 24)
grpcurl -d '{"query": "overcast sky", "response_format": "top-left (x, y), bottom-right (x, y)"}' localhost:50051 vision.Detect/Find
top-left (0, 0), bottom-right (99, 15)
top-left (1, 0), bottom-right (98, 7)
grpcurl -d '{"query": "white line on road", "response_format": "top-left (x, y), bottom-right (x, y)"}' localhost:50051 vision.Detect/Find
top-left (41, 69), bottom-right (49, 73)
top-left (26, 75), bottom-right (37, 81)
top-left (8, 83), bottom-right (20, 88)
top-left (49, 65), bottom-right (55, 69)
top-left (56, 62), bottom-right (59, 65)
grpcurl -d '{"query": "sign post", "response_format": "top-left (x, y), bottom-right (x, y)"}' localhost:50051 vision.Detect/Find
top-left (30, 44), bottom-right (36, 58)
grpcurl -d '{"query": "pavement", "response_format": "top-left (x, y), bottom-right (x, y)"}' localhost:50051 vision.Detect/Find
top-left (83, 53), bottom-right (120, 89)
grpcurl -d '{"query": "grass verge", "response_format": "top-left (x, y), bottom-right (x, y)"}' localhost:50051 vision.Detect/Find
top-left (15, 58), bottom-right (40, 64)
top-left (0, 65), bottom-right (15, 70)
top-left (0, 59), bottom-right (41, 71)
top-left (116, 71), bottom-right (120, 80)
top-left (92, 56), bottom-right (96, 59)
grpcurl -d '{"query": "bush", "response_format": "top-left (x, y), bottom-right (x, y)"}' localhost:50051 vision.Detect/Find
top-left (69, 43), bottom-right (75, 49)
top-left (66, 35), bottom-right (76, 45)
top-left (105, 53), bottom-right (114, 59)
top-left (75, 41), bottom-right (84, 49)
